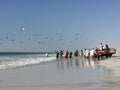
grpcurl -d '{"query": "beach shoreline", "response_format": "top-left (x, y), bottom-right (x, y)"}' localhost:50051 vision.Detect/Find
top-left (0, 52), bottom-right (120, 90)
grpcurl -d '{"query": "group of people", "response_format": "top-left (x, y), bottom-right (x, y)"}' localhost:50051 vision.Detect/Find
top-left (80, 48), bottom-right (96, 59)
top-left (81, 43), bottom-right (110, 59)
top-left (55, 43), bottom-right (110, 60)
top-left (98, 43), bottom-right (110, 51)
top-left (55, 50), bottom-right (79, 60)
top-left (55, 49), bottom-right (95, 60)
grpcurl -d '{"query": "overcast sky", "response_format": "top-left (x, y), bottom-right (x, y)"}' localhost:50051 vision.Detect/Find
top-left (0, 0), bottom-right (120, 52)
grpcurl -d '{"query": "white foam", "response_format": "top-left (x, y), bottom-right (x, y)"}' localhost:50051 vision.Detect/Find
top-left (0, 57), bottom-right (56, 70)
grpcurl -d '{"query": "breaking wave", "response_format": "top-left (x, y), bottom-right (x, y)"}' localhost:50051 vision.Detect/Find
top-left (0, 56), bottom-right (56, 70)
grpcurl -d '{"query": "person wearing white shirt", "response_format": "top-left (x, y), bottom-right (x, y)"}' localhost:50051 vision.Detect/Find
top-left (90, 48), bottom-right (96, 59)
top-left (83, 49), bottom-right (86, 58)
top-left (85, 49), bottom-right (90, 58)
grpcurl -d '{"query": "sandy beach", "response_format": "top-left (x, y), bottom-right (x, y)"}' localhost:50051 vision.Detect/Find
top-left (97, 51), bottom-right (120, 90)
top-left (0, 53), bottom-right (120, 90)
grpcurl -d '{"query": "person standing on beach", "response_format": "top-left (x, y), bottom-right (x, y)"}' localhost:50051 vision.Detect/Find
top-left (85, 49), bottom-right (90, 58)
top-left (60, 50), bottom-right (63, 58)
top-left (69, 52), bottom-right (73, 59)
top-left (56, 51), bottom-right (59, 59)
top-left (83, 48), bottom-right (86, 58)
top-left (65, 50), bottom-right (69, 59)
top-left (74, 50), bottom-right (79, 58)
top-left (90, 48), bottom-right (96, 59)
top-left (80, 50), bottom-right (83, 58)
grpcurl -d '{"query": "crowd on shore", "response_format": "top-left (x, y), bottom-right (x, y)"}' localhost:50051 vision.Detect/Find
top-left (55, 49), bottom-right (95, 60)
top-left (55, 43), bottom-right (110, 60)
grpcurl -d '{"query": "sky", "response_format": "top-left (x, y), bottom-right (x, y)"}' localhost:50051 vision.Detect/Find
top-left (0, 0), bottom-right (120, 52)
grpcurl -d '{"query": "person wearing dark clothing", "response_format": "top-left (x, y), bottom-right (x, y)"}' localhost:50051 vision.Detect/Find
top-left (69, 52), bottom-right (73, 59)
top-left (60, 50), bottom-right (63, 58)
top-left (56, 51), bottom-right (59, 59)
top-left (74, 50), bottom-right (79, 57)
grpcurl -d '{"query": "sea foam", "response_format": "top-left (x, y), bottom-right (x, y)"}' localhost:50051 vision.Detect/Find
top-left (0, 57), bottom-right (56, 70)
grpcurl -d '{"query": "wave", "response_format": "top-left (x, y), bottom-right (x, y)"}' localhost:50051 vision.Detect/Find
top-left (0, 57), bottom-right (56, 70)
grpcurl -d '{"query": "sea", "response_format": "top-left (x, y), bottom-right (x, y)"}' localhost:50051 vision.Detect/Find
top-left (0, 52), bottom-right (56, 70)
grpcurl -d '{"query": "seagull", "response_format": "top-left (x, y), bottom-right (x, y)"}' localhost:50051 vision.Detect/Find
top-left (20, 27), bottom-right (25, 31)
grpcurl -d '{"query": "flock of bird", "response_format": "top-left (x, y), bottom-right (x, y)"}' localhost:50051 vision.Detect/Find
top-left (0, 27), bottom-right (80, 51)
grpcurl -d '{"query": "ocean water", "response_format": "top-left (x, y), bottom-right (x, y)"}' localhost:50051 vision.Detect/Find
top-left (0, 52), bottom-right (56, 70)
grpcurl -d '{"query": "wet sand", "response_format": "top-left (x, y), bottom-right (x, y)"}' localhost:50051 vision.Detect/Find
top-left (0, 55), bottom-right (119, 90)
top-left (98, 51), bottom-right (120, 90)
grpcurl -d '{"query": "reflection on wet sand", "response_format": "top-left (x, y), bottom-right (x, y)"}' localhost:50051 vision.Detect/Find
top-left (55, 57), bottom-right (114, 90)
top-left (82, 58), bottom-right (95, 68)
top-left (56, 59), bottom-right (64, 71)
top-left (75, 59), bottom-right (79, 67)
top-left (56, 57), bottom-right (96, 71)
top-left (56, 57), bottom-right (112, 76)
